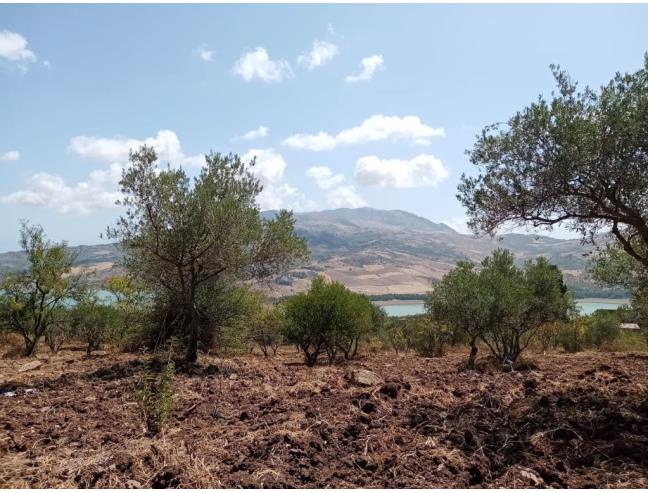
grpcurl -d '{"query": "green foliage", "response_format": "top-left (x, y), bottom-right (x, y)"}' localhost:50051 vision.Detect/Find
top-left (585, 311), bottom-right (621, 349)
top-left (427, 249), bottom-right (573, 366)
top-left (412, 320), bottom-right (452, 357)
top-left (0, 222), bottom-right (80, 355)
top-left (135, 358), bottom-right (175, 437)
top-left (107, 146), bottom-right (308, 362)
top-left (247, 304), bottom-right (286, 357)
top-left (556, 321), bottom-right (586, 353)
top-left (70, 289), bottom-right (120, 355)
top-left (460, 57), bottom-right (648, 275)
top-left (283, 276), bottom-right (378, 366)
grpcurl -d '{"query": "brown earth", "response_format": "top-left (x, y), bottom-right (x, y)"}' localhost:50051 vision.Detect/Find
top-left (1, 347), bottom-right (647, 488)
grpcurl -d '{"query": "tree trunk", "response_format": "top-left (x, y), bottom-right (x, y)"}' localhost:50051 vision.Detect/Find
top-left (467, 337), bottom-right (478, 369)
top-left (24, 336), bottom-right (39, 357)
top-left (185, 304), bottom-right (199, 363)
top-left (351, 337), bottom-right (359, 358)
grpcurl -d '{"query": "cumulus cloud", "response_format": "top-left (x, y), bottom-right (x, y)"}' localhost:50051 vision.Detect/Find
top-left (1, 150), bottom-right (20, 162)
top-left (0, 30), bottom-right (36, 71)
top-left (306, 166), bottom-right (345, 190)
top-left (241, 148), bottom-right (287, 185)
top-left (355, 154), bottom-right (449, 189)
top-left (233, 125), bottom-right (269, 141)
top-left (297, 40), bottom-right (338, 70)
top-left (306, 165), bottom-right (366, 208)
top-left (344, 54), bottom-right (384, 83)
top-left (282, 114), bottom-right (445, 151)
top-left (68, 130), bottom-right (204, 167)
top-left (233, 47), bottom-right (293, 83)
top-left (2, 163), bottom-right (123, 215)
top-left (196, 43), bottom-right (215, 62)
top-left (241, 148), bottom-right (316, 211)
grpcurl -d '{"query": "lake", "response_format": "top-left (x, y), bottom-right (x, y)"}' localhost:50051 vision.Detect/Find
top-left (377, 299), bottom-right (630, 317)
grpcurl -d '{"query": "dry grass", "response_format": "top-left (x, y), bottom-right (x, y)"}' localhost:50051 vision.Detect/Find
top-left (1, 346), bottom-right (647, 488)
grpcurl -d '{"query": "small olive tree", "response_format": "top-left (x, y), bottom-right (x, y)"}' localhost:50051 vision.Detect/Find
top-left (428, 249), bottom-right (573, 367)
top-left (283, 276), bottom-right (377, 366)
top-left (426, 261), bottom-right (490, 368)
top-left (0, 223), bottom-right (80, 355)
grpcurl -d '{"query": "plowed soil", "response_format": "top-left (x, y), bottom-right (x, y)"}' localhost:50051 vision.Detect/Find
top-left (1, 348), bottom-right (647, 488)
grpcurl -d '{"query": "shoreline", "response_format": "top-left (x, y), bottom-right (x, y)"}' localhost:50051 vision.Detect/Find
top-left (374, 299), bottom-right (426, 306)
top-left (375, 297), bottom-right (630, 307)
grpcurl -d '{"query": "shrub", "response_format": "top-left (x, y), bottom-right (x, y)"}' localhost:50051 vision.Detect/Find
top-left (557, 321), bottom-right (585, 353)
top-left (247, 305), bottom-right (285, 357)
top-left (412, 321), bottom-right (452, 357)
top-left (135, 357), bottom-right (175, 436)
top-left (586, 312), bottom-right (621, 349)
top-left (283, 276), bottom-right (377, 366)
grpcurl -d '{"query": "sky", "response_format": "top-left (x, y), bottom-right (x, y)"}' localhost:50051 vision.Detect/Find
top-left (1, 4), bottom-right (648, 252)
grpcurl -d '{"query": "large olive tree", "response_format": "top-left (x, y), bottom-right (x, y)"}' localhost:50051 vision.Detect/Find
top-left (459, 57), bottom-right (648, 271)
top-left (107, 146), bottom-right (308, 363)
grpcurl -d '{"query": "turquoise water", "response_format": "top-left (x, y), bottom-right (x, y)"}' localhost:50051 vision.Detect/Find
top-left (378, 300), bottom-right (630, 317)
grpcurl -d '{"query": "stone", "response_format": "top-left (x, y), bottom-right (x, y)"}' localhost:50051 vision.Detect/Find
top-left (346, 369), bottom-right (383, 387)
top-left (18, 360), bottom-right (42, 372)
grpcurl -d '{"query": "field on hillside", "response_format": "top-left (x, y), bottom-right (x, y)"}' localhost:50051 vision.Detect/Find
top-left (1, 347), bottom-right (647, 488)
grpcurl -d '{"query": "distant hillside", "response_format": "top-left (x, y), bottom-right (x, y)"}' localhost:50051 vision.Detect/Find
top-left (0, 207), bottom-right (625, 298)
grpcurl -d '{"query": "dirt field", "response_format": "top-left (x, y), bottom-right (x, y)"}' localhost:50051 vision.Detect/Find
top-left (1, 347), bottom-right (647, 488)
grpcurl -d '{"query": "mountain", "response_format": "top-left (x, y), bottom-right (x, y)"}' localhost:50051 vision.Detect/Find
top-left (0, 207), bottom-right (620, 297)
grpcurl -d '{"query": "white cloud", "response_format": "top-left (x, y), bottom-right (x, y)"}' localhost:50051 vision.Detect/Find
top-left (282, 114), bottom-right (445, 151)
top-left (2, 163), bottom-right (123, 215)
top-left (306, 166), bottom-right (345, 190)
top-left (232, 47), bottom-right (293, 83)
top-left (326, 23), bottom-right (336, 36)
top-left (241, 148), bottom-right (316, 211)
top-left (327, 186), bottom-right (366, 208)
top-left (68, 130), bottom-right (204, 167)
top-left (306, 165), bottom-right (366, 208)
top-left (442, 216), bottom-right (470, 234)
top-left (344, 54), bottom-right (384, 83)
top-left (42, 60), bottom-right (51, 69)
top-left (0, 150), bottom-right (20, 162)
top-left (297, 40), bottom-right (338, 70)
top-left (196, 43), bottom-right (215, 62)
top-left (355, 154), bottom-right (449, 189)
top-left (241, 148), bottom-right (287, 185)
top-left (233, 125), bottom-right (269, 141)
top-left (0, 30), bottom-right (36, 71)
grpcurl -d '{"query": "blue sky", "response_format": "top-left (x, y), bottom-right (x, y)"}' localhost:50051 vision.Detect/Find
top-left (1, 4), bottom-right (647, 251)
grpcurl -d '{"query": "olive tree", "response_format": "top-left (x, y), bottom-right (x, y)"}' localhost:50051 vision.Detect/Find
top-left (107, 146), bottom-right (308, 363)
top-left (427, 250), bottom-right (572, 366)
top-left (0, 223), bottom-right (80, 355)
top-left (426, 261), bottom-right (490, 368)
top-left (459, 57), bottom-right (648, 271)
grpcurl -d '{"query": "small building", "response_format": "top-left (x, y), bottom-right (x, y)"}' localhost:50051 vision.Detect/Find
top-left (620, 323), bottom-right (641, 331)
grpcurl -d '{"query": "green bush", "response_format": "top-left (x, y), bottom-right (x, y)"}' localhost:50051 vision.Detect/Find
top-left (412, 321), bottom-right (452, 357)
top-left (557, 321), bottom-right (585, 353)
top-left (283, 276), bottom-right (378, 366)
top-left (586, 312), bottom-right (621, 349)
